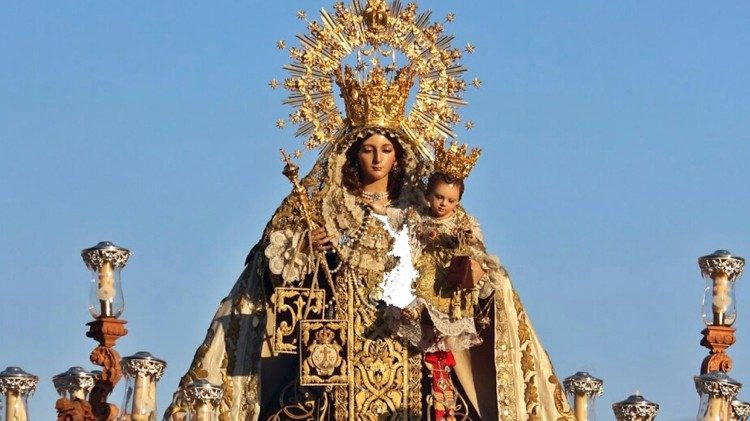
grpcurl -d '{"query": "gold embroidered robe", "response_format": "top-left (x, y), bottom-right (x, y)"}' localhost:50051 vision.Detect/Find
top-left (164, 131), bottom-right (575, 421)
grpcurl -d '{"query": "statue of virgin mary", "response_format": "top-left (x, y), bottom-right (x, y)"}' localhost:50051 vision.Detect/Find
top-left (166, 1), bottom-right (575, 420)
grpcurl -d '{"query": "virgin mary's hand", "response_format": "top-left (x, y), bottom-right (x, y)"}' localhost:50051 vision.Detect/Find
top-left (310, 227), bottom-right (333, 252)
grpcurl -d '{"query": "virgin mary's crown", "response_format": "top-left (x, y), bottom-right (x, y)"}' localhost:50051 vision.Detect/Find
top-left (335, 63), bottom-right (416, 130)
top-left (273, 0), bottom-right (478, 151)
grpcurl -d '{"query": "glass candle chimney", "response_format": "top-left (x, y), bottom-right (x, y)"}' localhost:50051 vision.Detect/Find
top-left (0, 367), bottom-right (39, 421)
top-left (182, 380), bottom-right (224, 421)
top-left (612, 393), bottom-right (659, 421)
top-left (699, 250), bottom-right (744, 326)
top-left (52, 367), bottom-right (95, 401)
top-left (81, 241), bottom-right (131, 319)
top-left (119, 352), bottom-right (166, 421)
top-left (564, 371), bottom-right (603, 421)
top-left (695, 372), bottom-right (741, 421)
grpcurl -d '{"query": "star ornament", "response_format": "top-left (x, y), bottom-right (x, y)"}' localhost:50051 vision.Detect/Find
top-left (445, 13), bottom-right (455, 23)
top-left (276, 119), bottom-right (286, 128)
top-left (269, 79), bottom-right (279, 89)
top-left (472, 77), bottom-right (482, 88)
top-left (293, 149), bottom-right (303, 159)
top-left (296, 10), bottom-right (307, 20)
top-left (465, 43), bottom-right (476, 54)
top-left (465, 120), bottom-right (475, 130)
top-left (276, 40), bottom-right (286, 50)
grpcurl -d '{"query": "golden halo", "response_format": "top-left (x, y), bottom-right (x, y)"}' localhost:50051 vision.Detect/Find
top-left (272, 0), bottom-right (476, 156)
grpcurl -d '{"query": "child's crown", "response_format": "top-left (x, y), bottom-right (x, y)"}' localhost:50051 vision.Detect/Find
top-left (433, 139), bottom-right (481, 180)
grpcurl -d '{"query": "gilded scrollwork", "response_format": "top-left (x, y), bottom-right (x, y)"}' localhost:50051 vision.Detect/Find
top-left (272, 288), bottom-right (326, 354)
top-left (513, 291), bottom-right (540, 418)
top-left (494, 294), bottom-right (518, 421)
top-left (300, 320), bottom-right (349, 385)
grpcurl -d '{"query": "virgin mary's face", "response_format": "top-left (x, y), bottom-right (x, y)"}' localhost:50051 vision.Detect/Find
top-left (357, 134), bottom-right (396, 184)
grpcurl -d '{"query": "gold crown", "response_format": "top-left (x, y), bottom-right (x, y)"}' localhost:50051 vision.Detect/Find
top-left (335, 63), bottom-right (416, 130)
top-left (274, 1), bottom-right (479, 150)
top-left (315, 327), bottom-right (335, 345)
top-left (433, 140), bottom-right (481, 180)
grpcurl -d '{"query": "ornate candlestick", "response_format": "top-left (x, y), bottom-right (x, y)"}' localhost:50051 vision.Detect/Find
top-left (612, 393), bottom-right (659, 421)
top-left (698, 250), bottom-right (744, 374)
top-left (80, 241), bottom-right (132, 421)
top-left (732, 399), bottom-right (750, 421)
top-left (53, 367), bottom-right (96, 420)
top-left (181, 380), bottom-right (224, 421)
top-left (0, 367), bottom-right (39, 421)
top-left (119, 352), bottom-right (166, 420)
top-left (564, 371), bottom-right (603, 421)
top-left (694, 372), bottom-right (741, 421)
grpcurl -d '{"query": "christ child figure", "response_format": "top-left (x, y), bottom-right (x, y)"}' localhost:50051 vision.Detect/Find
top-left (397, 170), bottom-right (490, 353)
top-left (376, 140), bottom-right (490, 353)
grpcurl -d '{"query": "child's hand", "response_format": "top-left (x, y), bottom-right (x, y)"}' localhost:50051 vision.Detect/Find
top-left (470, 258), bottom-right (485, 285)
top-left (401, 307), bottom-right (420, 320)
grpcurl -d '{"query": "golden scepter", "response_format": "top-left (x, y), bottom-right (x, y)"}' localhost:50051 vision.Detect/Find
top-left (279, 149), bottom-right (337, 313)
top-left (280, 149), bottom-right (316, 230)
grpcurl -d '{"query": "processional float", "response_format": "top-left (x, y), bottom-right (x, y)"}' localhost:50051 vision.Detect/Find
top-left (1, 1), bottom-right (749, 421)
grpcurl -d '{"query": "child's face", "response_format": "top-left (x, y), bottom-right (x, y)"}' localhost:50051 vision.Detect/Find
top-left (427, 179), bottom-right (461, 219)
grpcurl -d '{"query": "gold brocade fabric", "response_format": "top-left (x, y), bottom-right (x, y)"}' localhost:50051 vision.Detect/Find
top-left (409, 209), bottom-right (486, 318)
top-left (164, 130), bottom-right (575, 420)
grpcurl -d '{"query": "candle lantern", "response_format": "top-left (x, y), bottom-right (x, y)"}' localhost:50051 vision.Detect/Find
top-left (698, 250), bottom-right (744, 374)
top-left (52, 367), bottom-right (95, 401)
top-left (699, 250), bottom-right (744, 327)
top-left (81, 241), bottom-right (132, 319)
top-left (0, 367), bottom-right (39, 421)
top-left (564, 371), bottom-right (603, 421)
top-left (182, 380), bottom-right (224, 421)
top-left (612, 393), bottom-right (659, 421)
top-left (732, 400), bottom-right (750, 421)
top-left (119, 352), bottom-right (166, 420)
top-left (694, 372), bottom-right (741, 421)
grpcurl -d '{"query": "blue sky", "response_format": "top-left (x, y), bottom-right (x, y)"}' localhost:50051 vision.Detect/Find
top-left (1, 2), bottom-right (749, 419)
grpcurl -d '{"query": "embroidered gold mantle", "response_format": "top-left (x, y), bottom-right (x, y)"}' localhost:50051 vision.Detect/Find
top-left (164, 126), bottom-right (575, 420)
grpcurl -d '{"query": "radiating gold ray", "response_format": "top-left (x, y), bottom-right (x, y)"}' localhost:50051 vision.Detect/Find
top-left (273, 0), bottom-right (477, 151)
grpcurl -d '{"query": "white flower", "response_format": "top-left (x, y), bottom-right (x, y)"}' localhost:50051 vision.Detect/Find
top-left (265, 229), bottom-right (310, 283)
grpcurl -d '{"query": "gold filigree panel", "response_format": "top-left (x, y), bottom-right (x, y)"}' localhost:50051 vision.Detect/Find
top-left (300, 320), bottom-right (349, 386)
top-left (272, 288), bottom-right (326, 354)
